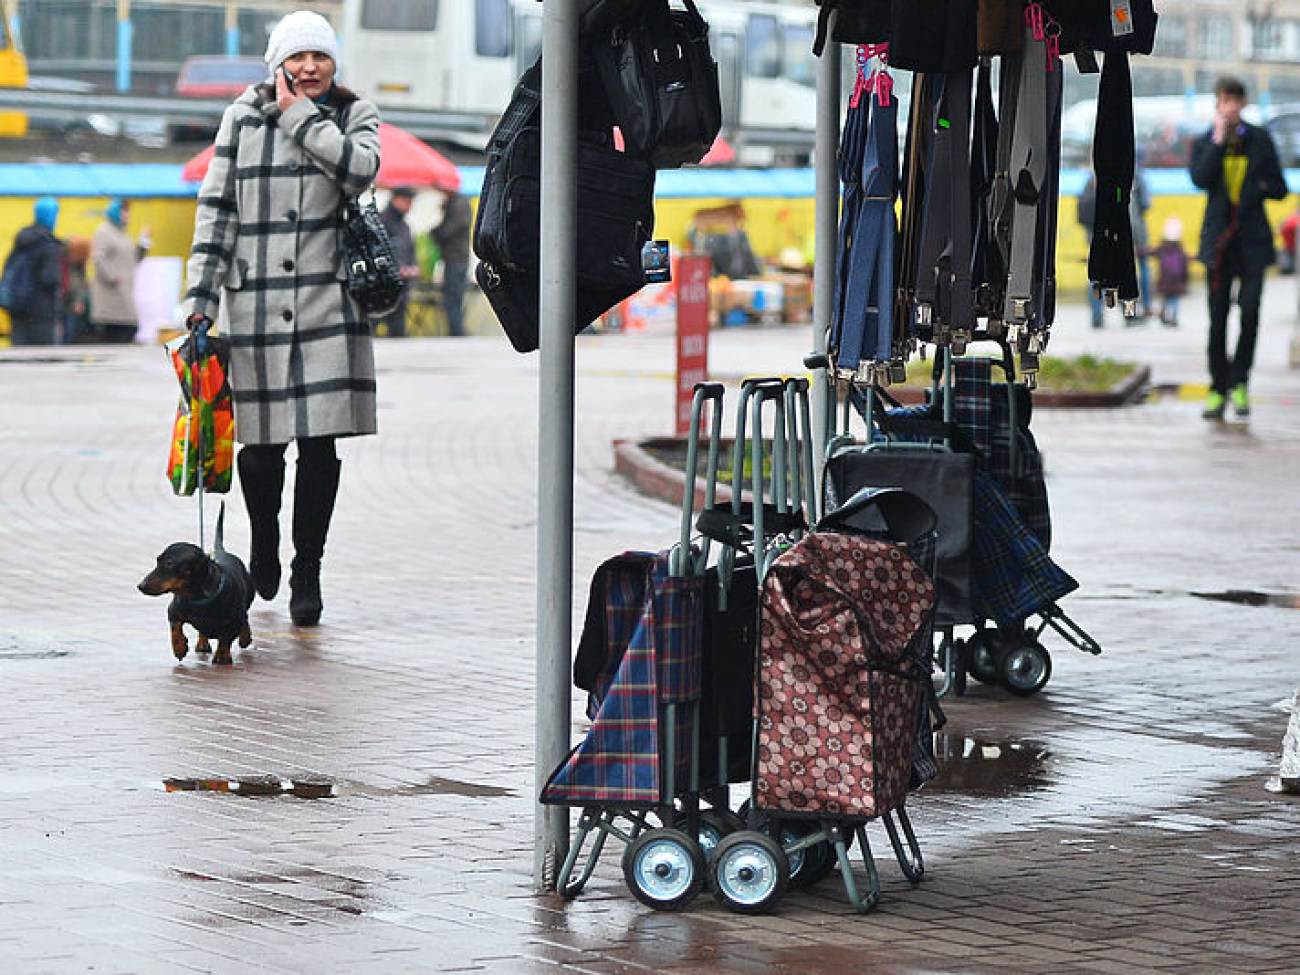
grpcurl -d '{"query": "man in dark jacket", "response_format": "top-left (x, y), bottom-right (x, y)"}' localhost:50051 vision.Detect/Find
top-left (3, 197), bottom-right (64, 346)
top-left (1189, 76), bottom-right (1288, 420)
top-left (432, 189), bottom-right (472, 337)
top-left (377, 187), bottom-right (419, 337)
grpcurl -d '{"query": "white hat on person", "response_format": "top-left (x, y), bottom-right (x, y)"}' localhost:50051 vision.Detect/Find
top-left (264, 10), bottom-right (340, 74)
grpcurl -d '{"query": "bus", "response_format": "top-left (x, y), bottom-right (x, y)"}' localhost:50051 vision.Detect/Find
top-left (339, 0), bottom-right (821, 162)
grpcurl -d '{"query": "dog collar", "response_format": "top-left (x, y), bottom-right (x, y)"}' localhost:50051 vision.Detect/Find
top-left (185, 571), bottom-right (228, 608)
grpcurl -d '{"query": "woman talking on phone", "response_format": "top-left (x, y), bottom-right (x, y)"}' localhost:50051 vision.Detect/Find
top-left (182, 10), bottom-right (381, 626)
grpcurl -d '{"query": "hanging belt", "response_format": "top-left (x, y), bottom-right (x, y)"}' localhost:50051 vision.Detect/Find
top-left (913, 69), bottom-right (974, 352)
top-left (1003, 19), bottom-right (1048, 330)
top-left (1086, 50), bottom-right (1139, 314)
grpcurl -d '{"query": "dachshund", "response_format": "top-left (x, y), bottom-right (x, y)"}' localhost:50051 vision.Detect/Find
top-left (138, 505), bottom-right (254, 665)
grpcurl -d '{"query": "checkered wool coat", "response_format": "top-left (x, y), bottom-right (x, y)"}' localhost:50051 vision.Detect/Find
top-left (183, 84), bottom-right (381, 446)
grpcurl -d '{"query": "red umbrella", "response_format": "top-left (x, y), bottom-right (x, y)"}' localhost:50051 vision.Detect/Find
top-left (699, 136), bottom-right (736, 166)
top-left (181, 122), bottom-right (461, 191)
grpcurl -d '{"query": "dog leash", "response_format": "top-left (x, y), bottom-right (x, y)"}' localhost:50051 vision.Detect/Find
top-left (186, 315), bottom-right (212, 551)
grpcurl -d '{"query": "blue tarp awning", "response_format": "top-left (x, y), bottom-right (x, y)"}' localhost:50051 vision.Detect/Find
top-left (0, 163), bottom-right (1283, 200)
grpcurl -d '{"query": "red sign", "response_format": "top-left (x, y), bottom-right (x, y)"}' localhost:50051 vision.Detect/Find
top-left (675, 255), bottom-right (712, 435)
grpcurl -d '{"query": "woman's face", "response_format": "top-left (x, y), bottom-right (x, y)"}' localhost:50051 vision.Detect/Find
top-left (282, 51), bottom-right (336, 100)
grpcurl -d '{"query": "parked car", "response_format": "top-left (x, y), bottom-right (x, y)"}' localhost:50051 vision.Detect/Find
top-left (174, 55), bottom-right (266, 98)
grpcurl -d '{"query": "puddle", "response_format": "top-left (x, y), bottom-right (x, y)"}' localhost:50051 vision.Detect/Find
top-left (0, 636), bottom-right (71, 660)
top-left (1191, 590), bottom-right (1300, 610)
top-left (162, 774), bottom-right (514, 800)
top-left (928, 733), bottom-right (1053, 799)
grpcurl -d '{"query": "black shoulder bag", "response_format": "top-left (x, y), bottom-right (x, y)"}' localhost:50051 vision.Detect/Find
top-left (341, 193), bottom-right (405, 319)
top-left (594, 0), bottom-right (722, 169)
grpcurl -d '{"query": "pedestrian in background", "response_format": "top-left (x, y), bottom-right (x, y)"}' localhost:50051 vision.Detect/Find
top-left (1131, 157), bottom-right (1152, 320)
top-left (1, 196), bottom-right (64, 346)
top-left (182, 8), bottom-right (381, 626)
top-left (432, 188), bottom-right (471, 337)
top-left (1151, 216), bottom-right (1190, 328)
top-left (1189, 75), bottom-right (1288, 420)
top-left (63, 236), bottom-right (91, 343)
top-left (90, 198), bottom-right (151, 344)
top-left (377, 186), bottom-right (419, 337)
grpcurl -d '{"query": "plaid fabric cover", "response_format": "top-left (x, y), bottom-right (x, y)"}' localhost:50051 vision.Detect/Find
top-left (541, 552), bottom-right (704, 807)
top-left (947, 357), bottom-right (1052, 547)
top-left (880, 357), bottom-right (1076, 626)
top-left (755, 533), bottom-right (935, 819)
top-left (970, 470), bottom-right (1076, 627)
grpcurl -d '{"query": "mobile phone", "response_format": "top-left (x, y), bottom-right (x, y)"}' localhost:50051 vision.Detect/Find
top-left (281, 66), bottom-right (296, 92)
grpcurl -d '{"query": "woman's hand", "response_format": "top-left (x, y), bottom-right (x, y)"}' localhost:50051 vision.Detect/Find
top-left (276, 65), bottom-right (305, 113)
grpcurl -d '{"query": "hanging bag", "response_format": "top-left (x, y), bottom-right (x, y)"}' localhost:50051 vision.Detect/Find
top-left (341, 193), bottom-right (404, 319)
top-left (594, 0), bottom-right (722, 169)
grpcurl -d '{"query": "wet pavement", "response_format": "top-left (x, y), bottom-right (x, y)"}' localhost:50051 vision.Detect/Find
top-left (2, 283), bottom-right (1300, 973)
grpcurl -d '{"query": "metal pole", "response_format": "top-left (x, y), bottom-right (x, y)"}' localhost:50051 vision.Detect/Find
top-left (812, 32), bottom-right (842, 485)
top-left (115, 0), bottom-right (132, 94)
top-left (534, 0), bottom-right (578, 892)
top-left (224, 1), bottom-right (240, 57)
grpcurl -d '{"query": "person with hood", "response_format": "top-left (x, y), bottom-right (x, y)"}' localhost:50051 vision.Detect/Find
top-left (2, 197), bottom-right (64, 346)
top-left (1189, 76), bottom-right (1288, 420)
top-left (90, 198), bottom-right (151, 343)
top-left (181, 9), bottom-right (381, 626)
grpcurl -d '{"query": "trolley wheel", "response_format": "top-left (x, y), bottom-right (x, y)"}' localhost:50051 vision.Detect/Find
top-left (1000, 641), bottom-right (1052, 696)
top-left (966, 629), bottom-right (1001, 685)
top-left (791, 836), bottom-right (837, 890)
top-left (677, 808), bottom-right (744, 861)
top-left (769, 818), bottom-right (830, 890)
top-left (710, 830), bottom-right (790, 914)
top-left (621, 827), bottom-right (706, 910)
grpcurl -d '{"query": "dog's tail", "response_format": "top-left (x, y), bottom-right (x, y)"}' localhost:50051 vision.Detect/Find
top-left (212, 501), bottom-right (227, 556)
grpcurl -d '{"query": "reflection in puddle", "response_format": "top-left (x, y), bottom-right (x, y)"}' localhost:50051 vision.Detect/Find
top-left (1191, 590), bottom-right (1300, 610)
top-left (930, 733), bottom-right (1053, 799)
top-left (162, 774), bottom-right (514, 799)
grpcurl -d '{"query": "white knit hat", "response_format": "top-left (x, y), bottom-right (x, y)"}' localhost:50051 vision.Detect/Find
top-left (264, 11), bottom-right (340, 74)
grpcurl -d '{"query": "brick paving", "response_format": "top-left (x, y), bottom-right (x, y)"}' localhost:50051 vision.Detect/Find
top-left (2, 286), bottom-right (1299, 973)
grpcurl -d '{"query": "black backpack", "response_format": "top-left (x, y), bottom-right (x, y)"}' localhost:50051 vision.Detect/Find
top-left (472, 58), bottom-right (656, 353)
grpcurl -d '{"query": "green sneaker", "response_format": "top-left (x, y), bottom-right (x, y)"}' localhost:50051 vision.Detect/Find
top-left (1230, 384), bottom-right (1250, 416)
top-left (1202, 390), bottom-right (1226, 420)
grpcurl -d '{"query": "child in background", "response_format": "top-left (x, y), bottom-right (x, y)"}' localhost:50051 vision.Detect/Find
top-left (63, 237), bottom-right (91, 343)
top-left (1152, 216), bottom-right (1190, 328)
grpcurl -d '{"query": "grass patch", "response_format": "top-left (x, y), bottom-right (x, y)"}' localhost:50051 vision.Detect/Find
top-left (900, 353), bottom-right (1137, 393)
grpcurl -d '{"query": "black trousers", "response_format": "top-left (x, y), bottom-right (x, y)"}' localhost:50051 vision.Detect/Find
top-left (1206, 248), bottom-right (1265, 395)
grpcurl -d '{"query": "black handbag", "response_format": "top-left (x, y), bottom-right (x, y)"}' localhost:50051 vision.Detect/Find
top-left (594, 0), bottom-right (722, 169)
top-left (341, 194), bottom-right (404, 318)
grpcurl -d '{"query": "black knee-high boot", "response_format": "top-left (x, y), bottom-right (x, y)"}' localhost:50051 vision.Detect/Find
top-left (237, 445), bottom-right (286, 600)
top-left (289, 440), bottom-right (341, 626)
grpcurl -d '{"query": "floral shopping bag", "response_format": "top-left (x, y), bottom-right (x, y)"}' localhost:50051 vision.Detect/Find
top-left (165, 330), bottom-right (234, 495)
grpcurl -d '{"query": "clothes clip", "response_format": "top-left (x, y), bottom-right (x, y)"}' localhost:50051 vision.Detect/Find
top-left (1044, 17), bottom-right (1061, 70)
top-left (1024, 1), bottom-right (1045, 42)
top-left (850, 45), bottom-right (871, 108)
top-left (875, 69), bottom-right (893, 107)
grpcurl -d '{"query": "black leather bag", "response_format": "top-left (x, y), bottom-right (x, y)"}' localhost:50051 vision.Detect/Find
top-left (341, 195), bottom-right (404, 319)
top-left (594, 0), bottom-right (722, 169)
